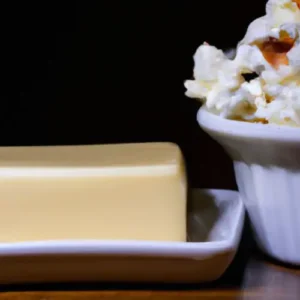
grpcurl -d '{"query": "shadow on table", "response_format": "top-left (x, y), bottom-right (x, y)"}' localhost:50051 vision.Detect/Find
top-left (255, 248), bottom-right (300, 271)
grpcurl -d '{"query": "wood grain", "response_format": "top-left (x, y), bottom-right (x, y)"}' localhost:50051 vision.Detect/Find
top-left (1, 253), bottom-right (300, 299)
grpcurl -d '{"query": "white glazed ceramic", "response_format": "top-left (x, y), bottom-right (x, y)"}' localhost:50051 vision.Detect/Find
top-left (197, 106), bottom-right (300, 265)
top-left (0, 189), bottom-right (244, 284)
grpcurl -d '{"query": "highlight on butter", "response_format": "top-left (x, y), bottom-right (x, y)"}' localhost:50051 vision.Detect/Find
top-left (0, 143), bottom-right (187, 243)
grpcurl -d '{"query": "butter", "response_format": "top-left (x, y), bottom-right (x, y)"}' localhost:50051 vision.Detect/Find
top-left (0, 143), bottom-right (187, 242)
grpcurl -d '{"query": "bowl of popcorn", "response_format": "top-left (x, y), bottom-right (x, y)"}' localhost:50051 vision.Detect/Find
top-left (185, 0), bottom-right (300, 265)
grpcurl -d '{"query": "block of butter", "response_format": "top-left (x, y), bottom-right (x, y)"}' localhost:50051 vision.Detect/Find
top-left (0, 143), bottom-right (187, 243)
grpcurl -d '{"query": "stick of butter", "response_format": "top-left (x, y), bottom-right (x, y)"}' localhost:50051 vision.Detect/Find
top-left (0, 143), bottom-right (187, 242)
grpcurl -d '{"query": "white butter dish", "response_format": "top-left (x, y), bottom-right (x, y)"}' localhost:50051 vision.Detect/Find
top-left (0, 189), bottom-right (244, 284)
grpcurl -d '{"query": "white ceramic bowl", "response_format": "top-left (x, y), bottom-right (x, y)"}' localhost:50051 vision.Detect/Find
top-left (197, 106), bottom-right (300, 265)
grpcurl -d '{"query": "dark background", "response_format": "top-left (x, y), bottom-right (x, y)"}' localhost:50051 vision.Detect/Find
top-left (1, 0), bottom-right (266, 189)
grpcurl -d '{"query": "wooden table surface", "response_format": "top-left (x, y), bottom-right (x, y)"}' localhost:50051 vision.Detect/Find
top-left (1, 221), bottom-right (300, 299)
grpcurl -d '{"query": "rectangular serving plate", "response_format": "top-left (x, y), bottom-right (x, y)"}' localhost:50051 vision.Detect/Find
top-left (0, 189), bottom-right (244, 284)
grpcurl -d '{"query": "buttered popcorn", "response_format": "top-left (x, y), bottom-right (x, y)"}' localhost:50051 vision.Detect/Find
top-left (185, 0), bottom-right (300, 126)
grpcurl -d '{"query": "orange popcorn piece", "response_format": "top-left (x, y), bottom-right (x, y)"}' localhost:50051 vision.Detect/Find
top-left (292, 0), bottom-right (300, 9)
top-left (258, 37), bottom-right (294, 69)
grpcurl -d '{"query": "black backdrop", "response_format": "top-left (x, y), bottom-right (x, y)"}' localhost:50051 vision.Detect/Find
top-left (0, 0), bottom-right (266, 189)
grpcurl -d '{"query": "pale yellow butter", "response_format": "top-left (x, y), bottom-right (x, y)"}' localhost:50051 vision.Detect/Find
top-left (0, 143), bottom-right (187, 242)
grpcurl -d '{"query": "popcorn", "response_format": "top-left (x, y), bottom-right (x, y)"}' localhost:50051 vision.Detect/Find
top-left (184, 0), bottom-right (300, 126)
